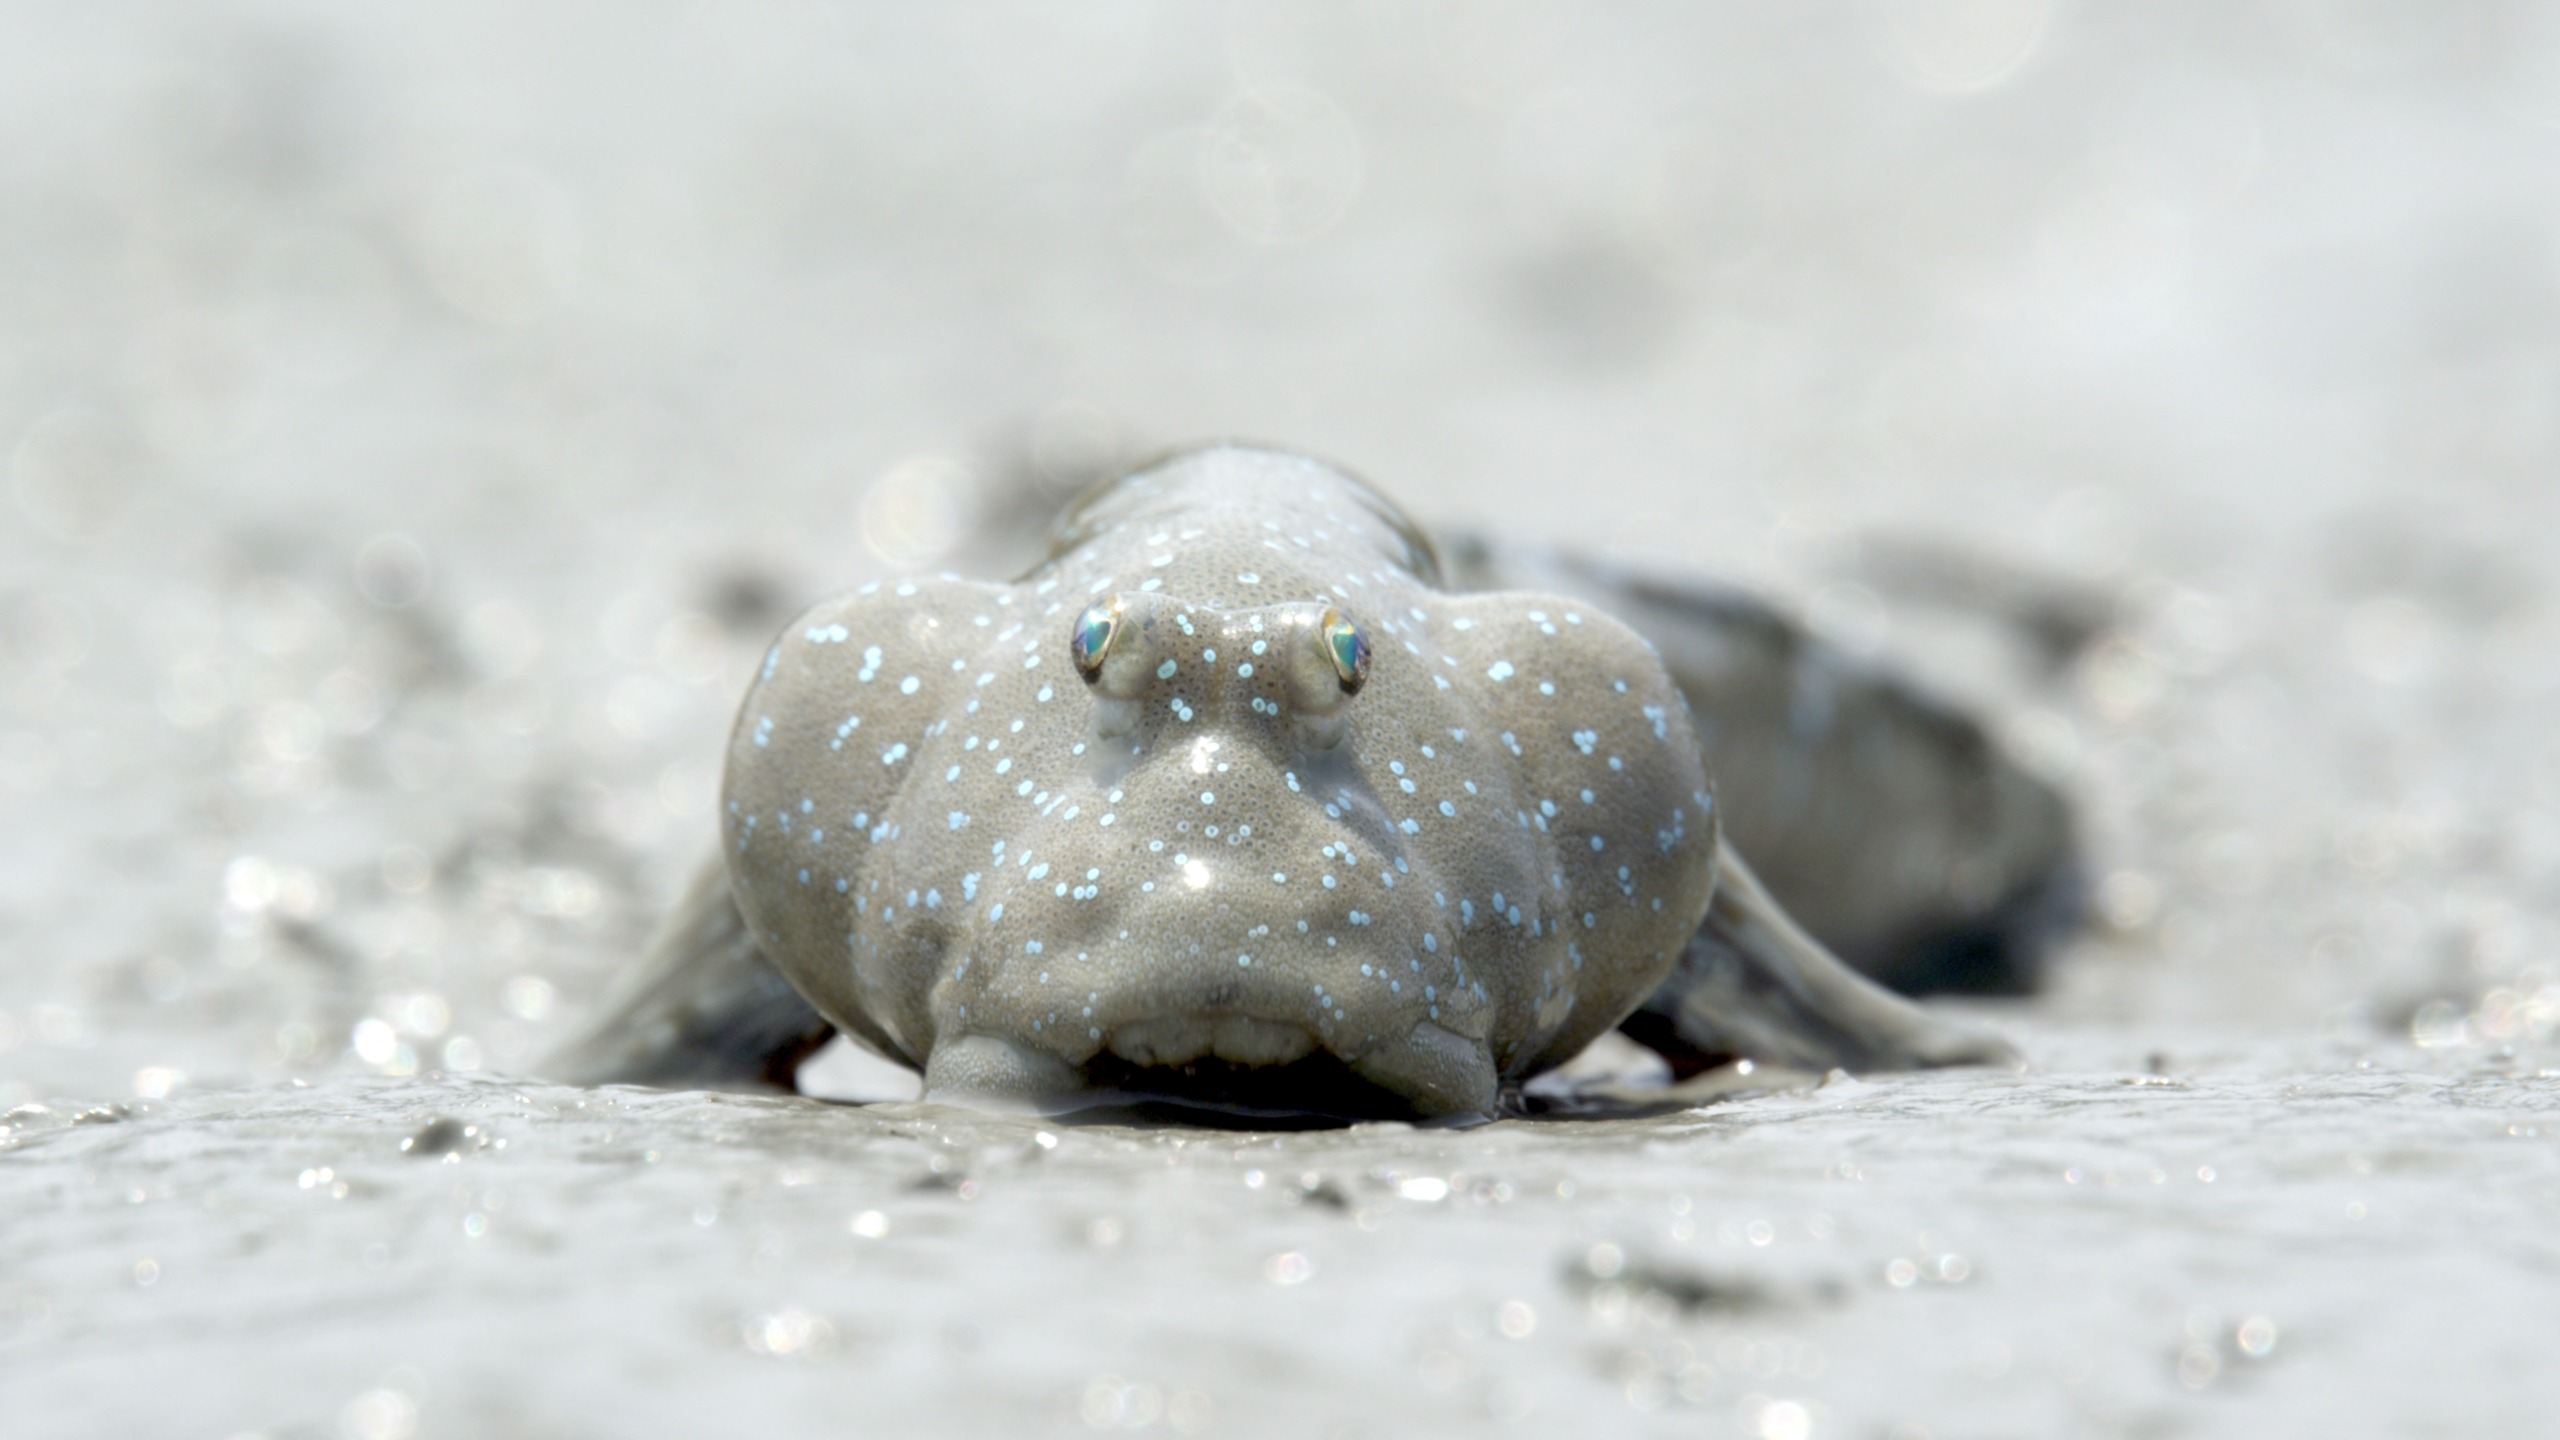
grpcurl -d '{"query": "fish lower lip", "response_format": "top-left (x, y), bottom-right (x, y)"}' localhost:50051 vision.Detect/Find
top-left (919, 1021), bottom-right (1497, 1123)
top-left (1099, 1014), bottom-right (1500, 1121)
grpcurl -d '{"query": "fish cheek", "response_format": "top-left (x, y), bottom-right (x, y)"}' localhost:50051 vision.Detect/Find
top-left (720, 578), bottom-right (1010, 1063)
top-left (1433, 592), bottom-right (1720, 1073)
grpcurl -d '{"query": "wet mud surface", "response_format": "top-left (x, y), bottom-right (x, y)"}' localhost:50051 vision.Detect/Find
top-left (7, 1034), bottom-right (2555, 1437)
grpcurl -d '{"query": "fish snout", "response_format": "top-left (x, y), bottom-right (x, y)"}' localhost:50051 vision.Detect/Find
top-left (922, 920), bottom-right (1502, 1120)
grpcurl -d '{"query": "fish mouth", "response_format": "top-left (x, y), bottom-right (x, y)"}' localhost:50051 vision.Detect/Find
top-left (1079, 1013), bottom-right (1420, 1123)
top-left (923, 1001), bottom-right (1502, 1122)
top-left (1104, 1012), bottom-right (1321, 1069)
top-left (1078, 1045), bottom-right (1428, 1125)
top-left (924, 903), bottom-right (1505, 1120)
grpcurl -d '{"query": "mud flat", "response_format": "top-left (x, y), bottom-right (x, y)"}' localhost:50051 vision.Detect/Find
top-left (5, 6), bottom-right (2557, 1437)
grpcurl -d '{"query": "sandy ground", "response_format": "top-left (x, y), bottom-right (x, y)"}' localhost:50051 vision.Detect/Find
top-left (4, 4), bottom-right (2558, 1437)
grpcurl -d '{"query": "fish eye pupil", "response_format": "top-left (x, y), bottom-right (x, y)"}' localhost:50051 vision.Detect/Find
top-left (1320, 609), bottom-right (1370, 694)
top-left (1072, 603), bottom-right (1120, 682)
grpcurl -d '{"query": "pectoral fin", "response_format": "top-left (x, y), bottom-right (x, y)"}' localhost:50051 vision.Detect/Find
top-left (1620, 847), bottom-right (2020, 1076)
top-left (544, 855), bottom-right (839, 1092)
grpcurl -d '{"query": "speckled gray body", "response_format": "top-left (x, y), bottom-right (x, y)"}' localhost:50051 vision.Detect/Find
top-left (733, 448), bottom-right (1724, 1117)
top-left (554, 445), bottom-right (2041, 1119)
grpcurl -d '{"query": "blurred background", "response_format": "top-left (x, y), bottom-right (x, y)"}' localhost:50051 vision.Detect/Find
top-left (5, 0), bottom-right (2558, 1103)
top-left (12, 8), bottom-right (2560, 1438)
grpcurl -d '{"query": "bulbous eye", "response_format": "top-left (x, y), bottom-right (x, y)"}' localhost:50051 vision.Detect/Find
top-left (1071, 602), bottom-right (1122, 683)
top-left (1319, 608), bottom-right (1369, 694)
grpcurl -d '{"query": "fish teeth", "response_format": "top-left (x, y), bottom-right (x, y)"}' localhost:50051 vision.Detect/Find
top-left (1106, 1014), bottom-right (1317, 1068)
top-left (1106, 1015), bottom-right (1213, 1067)
top-left (1211, 1015), bottom-right (1318, 1066)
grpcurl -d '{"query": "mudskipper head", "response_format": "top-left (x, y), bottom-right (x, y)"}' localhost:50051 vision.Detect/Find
top-left (720, 446), bottom-right (1718, 1119)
